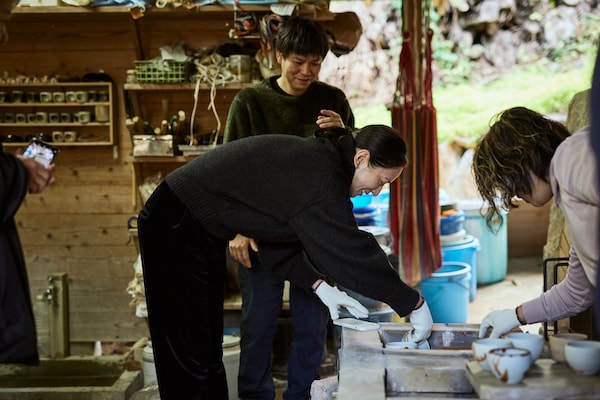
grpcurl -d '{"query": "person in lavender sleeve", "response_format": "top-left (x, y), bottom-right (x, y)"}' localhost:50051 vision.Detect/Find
top-left (592, 46), bottom-right (600, 326)
top-left (472, 106), bottom-right (598, 338)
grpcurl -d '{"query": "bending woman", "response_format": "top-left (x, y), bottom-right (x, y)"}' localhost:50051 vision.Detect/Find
top-left (138, 125), bottom-right (433, 399)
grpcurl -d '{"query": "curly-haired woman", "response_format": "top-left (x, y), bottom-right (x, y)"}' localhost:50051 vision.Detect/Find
top-left (473, 106), bottom-right (598, 338)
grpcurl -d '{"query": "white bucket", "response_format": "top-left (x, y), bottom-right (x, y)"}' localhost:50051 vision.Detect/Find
top-left (223, 335), bottom-right (241, 400)
top-left (142, 342), bottom-right (157, 386)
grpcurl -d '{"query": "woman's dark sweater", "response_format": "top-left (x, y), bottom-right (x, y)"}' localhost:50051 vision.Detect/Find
top-left (165, 133), bottom-right (420, 316)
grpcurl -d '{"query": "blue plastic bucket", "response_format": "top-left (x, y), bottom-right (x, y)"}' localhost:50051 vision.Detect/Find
top-left (441, 235), bottom-right (480, 301)
top-left (458, 198), bottom-right (508, 285)
top-left (419, 262), bottom-right (471, 323)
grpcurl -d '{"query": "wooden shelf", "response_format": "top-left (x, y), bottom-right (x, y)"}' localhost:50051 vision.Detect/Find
top-left (13, 4), bottom-right (271, 15)
top-left (124, 83), bottom-right (252, 91)
top-left (132, 156), bottom-right (196, 163)
top-left (0, 82), bottom-right (115, 146)
top-left (2, 140), bottom-right (112, 146)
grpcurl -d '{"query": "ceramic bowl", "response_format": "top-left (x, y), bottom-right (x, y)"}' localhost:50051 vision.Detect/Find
top-left (386, 341), bottom-right (417, 349)
top-left (488, 347), bottom-right (531, 384)
top-left (472, 338), bottom-right (513, 372)
top-left (565, 340), bottom-right (600, 376)
top-left (506, 332), bottom-right (544, 365)
top-left (548, 332), bottom-right (588, 363)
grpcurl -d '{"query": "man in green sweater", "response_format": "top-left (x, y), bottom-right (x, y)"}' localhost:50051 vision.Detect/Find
top-left (223, 16), bottom-right (355, 400)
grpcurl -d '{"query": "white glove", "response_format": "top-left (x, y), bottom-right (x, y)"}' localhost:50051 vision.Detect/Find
top-left (479, 309), bottom-right (520, 338)
top-left (315, 282), bottom-right (369, 320)
top-left (402, 300), bottom-right (433, 343)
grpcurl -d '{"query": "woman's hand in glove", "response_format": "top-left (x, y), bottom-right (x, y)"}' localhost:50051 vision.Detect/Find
top-left (314, 281), bottom-right (369, 320)
top-left (478, 309), bottom-right (521, 338)
top-left (402, 298), bottom-right (433, 343)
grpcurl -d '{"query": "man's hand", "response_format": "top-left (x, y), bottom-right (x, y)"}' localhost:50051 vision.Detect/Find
top-left (316, 109), bottom-right (345, 129)
top-left (314, 282), bottom-right (368, 320)
top-left (228, 234), bottom-right (258, 269)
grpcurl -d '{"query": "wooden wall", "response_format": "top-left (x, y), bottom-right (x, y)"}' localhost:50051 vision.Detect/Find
top-left (1, 6), bottom-right (256, 354)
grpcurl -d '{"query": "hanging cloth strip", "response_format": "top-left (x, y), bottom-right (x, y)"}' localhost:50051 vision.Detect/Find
top-left (389, 27), bottom-right (441, 286)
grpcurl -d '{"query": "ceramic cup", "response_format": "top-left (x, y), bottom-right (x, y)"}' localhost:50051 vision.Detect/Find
top-left (39, 91), bottom-right (52, 103)
top-left (60, 112), bottom-right (72, 123)
top-left (87, 90), bottom-right (98, 102)
top-left (565, 340), bottom-right (600, 376)
top-left (64, 130), bottom-right (77, 142)
top-left (11, 90), bottom-right (24, 103)
top-left (4, 113), bottom-right (15, 123)
top-left (66, 91), bottom-right (78, 103)
top-left (78, 111), bottom-right (91, 123)
top-left (488, 347), bottom-right (531, 384)
top-left (35, 112), bottom-right (48, 123)
top-left (27, 113), bottom-right (37, 123)
top-left (49, 113), bottom-right (60, 123)
top-left (76, 91), bottom-right (88, 103)
top-left (549, 332), bottom-right (588, 363)
top-left (506, 332), bottom-right (544, 366)
top-left (386, 341), bottom-right (418, 350)
top-left (26, 92), bottom-right (37, 103)
top-left (52, 130), bottom-right (64, 142)
top-left (52, 91), bottom-right (65, 103)
top-left (98, 90), bottom-right (109, 102)
top-left (472, 338), bottom-right (513, 372)
top-left (15, 113), bottom-right (26, 123)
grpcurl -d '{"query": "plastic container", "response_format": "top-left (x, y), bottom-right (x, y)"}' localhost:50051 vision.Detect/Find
top-left (222, 335), bottom-right (241, 399)
top-left (458, 198), bottom-right (508, 285)
top-left (351, 193), bottom-right (373, 208)
top-left (142, 342), bottom-right (157, 386)
top-left (353, 206), bottom-right (378, 226)
top-left (441, 234), bottom-right (480, 301)
top-left (371, 189), bottom-right (390, 227)
top-left (134, 60), bottom-right (190, 83)
top-left (440, 209), bottom-right (465, 236)
top-left (419, 262), bottom-right (471, 323)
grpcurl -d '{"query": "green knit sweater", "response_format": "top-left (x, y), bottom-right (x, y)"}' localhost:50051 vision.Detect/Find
top-left (223, 77), bottom-right (355, 142)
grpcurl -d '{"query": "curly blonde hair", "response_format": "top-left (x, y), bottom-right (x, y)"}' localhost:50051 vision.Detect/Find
top-left (472, 107), bottom-right (570, 229)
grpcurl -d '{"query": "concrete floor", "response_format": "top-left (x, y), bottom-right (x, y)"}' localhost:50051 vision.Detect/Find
top-left (467, 255), bottom-right (544, 335)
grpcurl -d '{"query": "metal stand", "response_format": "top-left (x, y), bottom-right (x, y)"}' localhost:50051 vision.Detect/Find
top-left (542, 257), bottom-right (569, 340)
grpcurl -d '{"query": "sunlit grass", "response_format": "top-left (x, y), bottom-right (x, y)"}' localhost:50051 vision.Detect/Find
top-left (353, 50), bottom-right (596, 144)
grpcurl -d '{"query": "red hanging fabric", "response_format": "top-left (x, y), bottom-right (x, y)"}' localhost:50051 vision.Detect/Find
top-left (389, 28), bottom-right (441, 286)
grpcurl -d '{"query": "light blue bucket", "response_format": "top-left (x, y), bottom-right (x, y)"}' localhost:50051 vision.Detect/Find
top-left (441, 234), bottom-right (480, 302)
top-left (419, 262), bottom-right (471, 323)
top-left (458, 198), bottom-right (508, 285)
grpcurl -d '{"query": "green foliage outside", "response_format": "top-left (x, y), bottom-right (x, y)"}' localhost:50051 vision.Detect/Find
top-left (351, 1), bottom-right (599, 145)
top-left (353, 48), bottom-right (596, 144)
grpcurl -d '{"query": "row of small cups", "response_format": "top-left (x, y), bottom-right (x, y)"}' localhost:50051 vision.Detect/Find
top-left (0, 111), bottom-right (93, 124)
top-left (0, 90), bottom-right (108, 104)
top-left (52, 130), bottom-right (78, 142)
top-left (473, 332), bottom-right (600, 384)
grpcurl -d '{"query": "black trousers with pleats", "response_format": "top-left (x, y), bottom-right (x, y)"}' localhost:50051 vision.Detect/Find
top-left (138, 181), bottom-right (228, 399)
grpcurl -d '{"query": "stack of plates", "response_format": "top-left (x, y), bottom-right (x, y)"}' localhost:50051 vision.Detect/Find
top-left (353, 206), bottom-right (379, 226)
